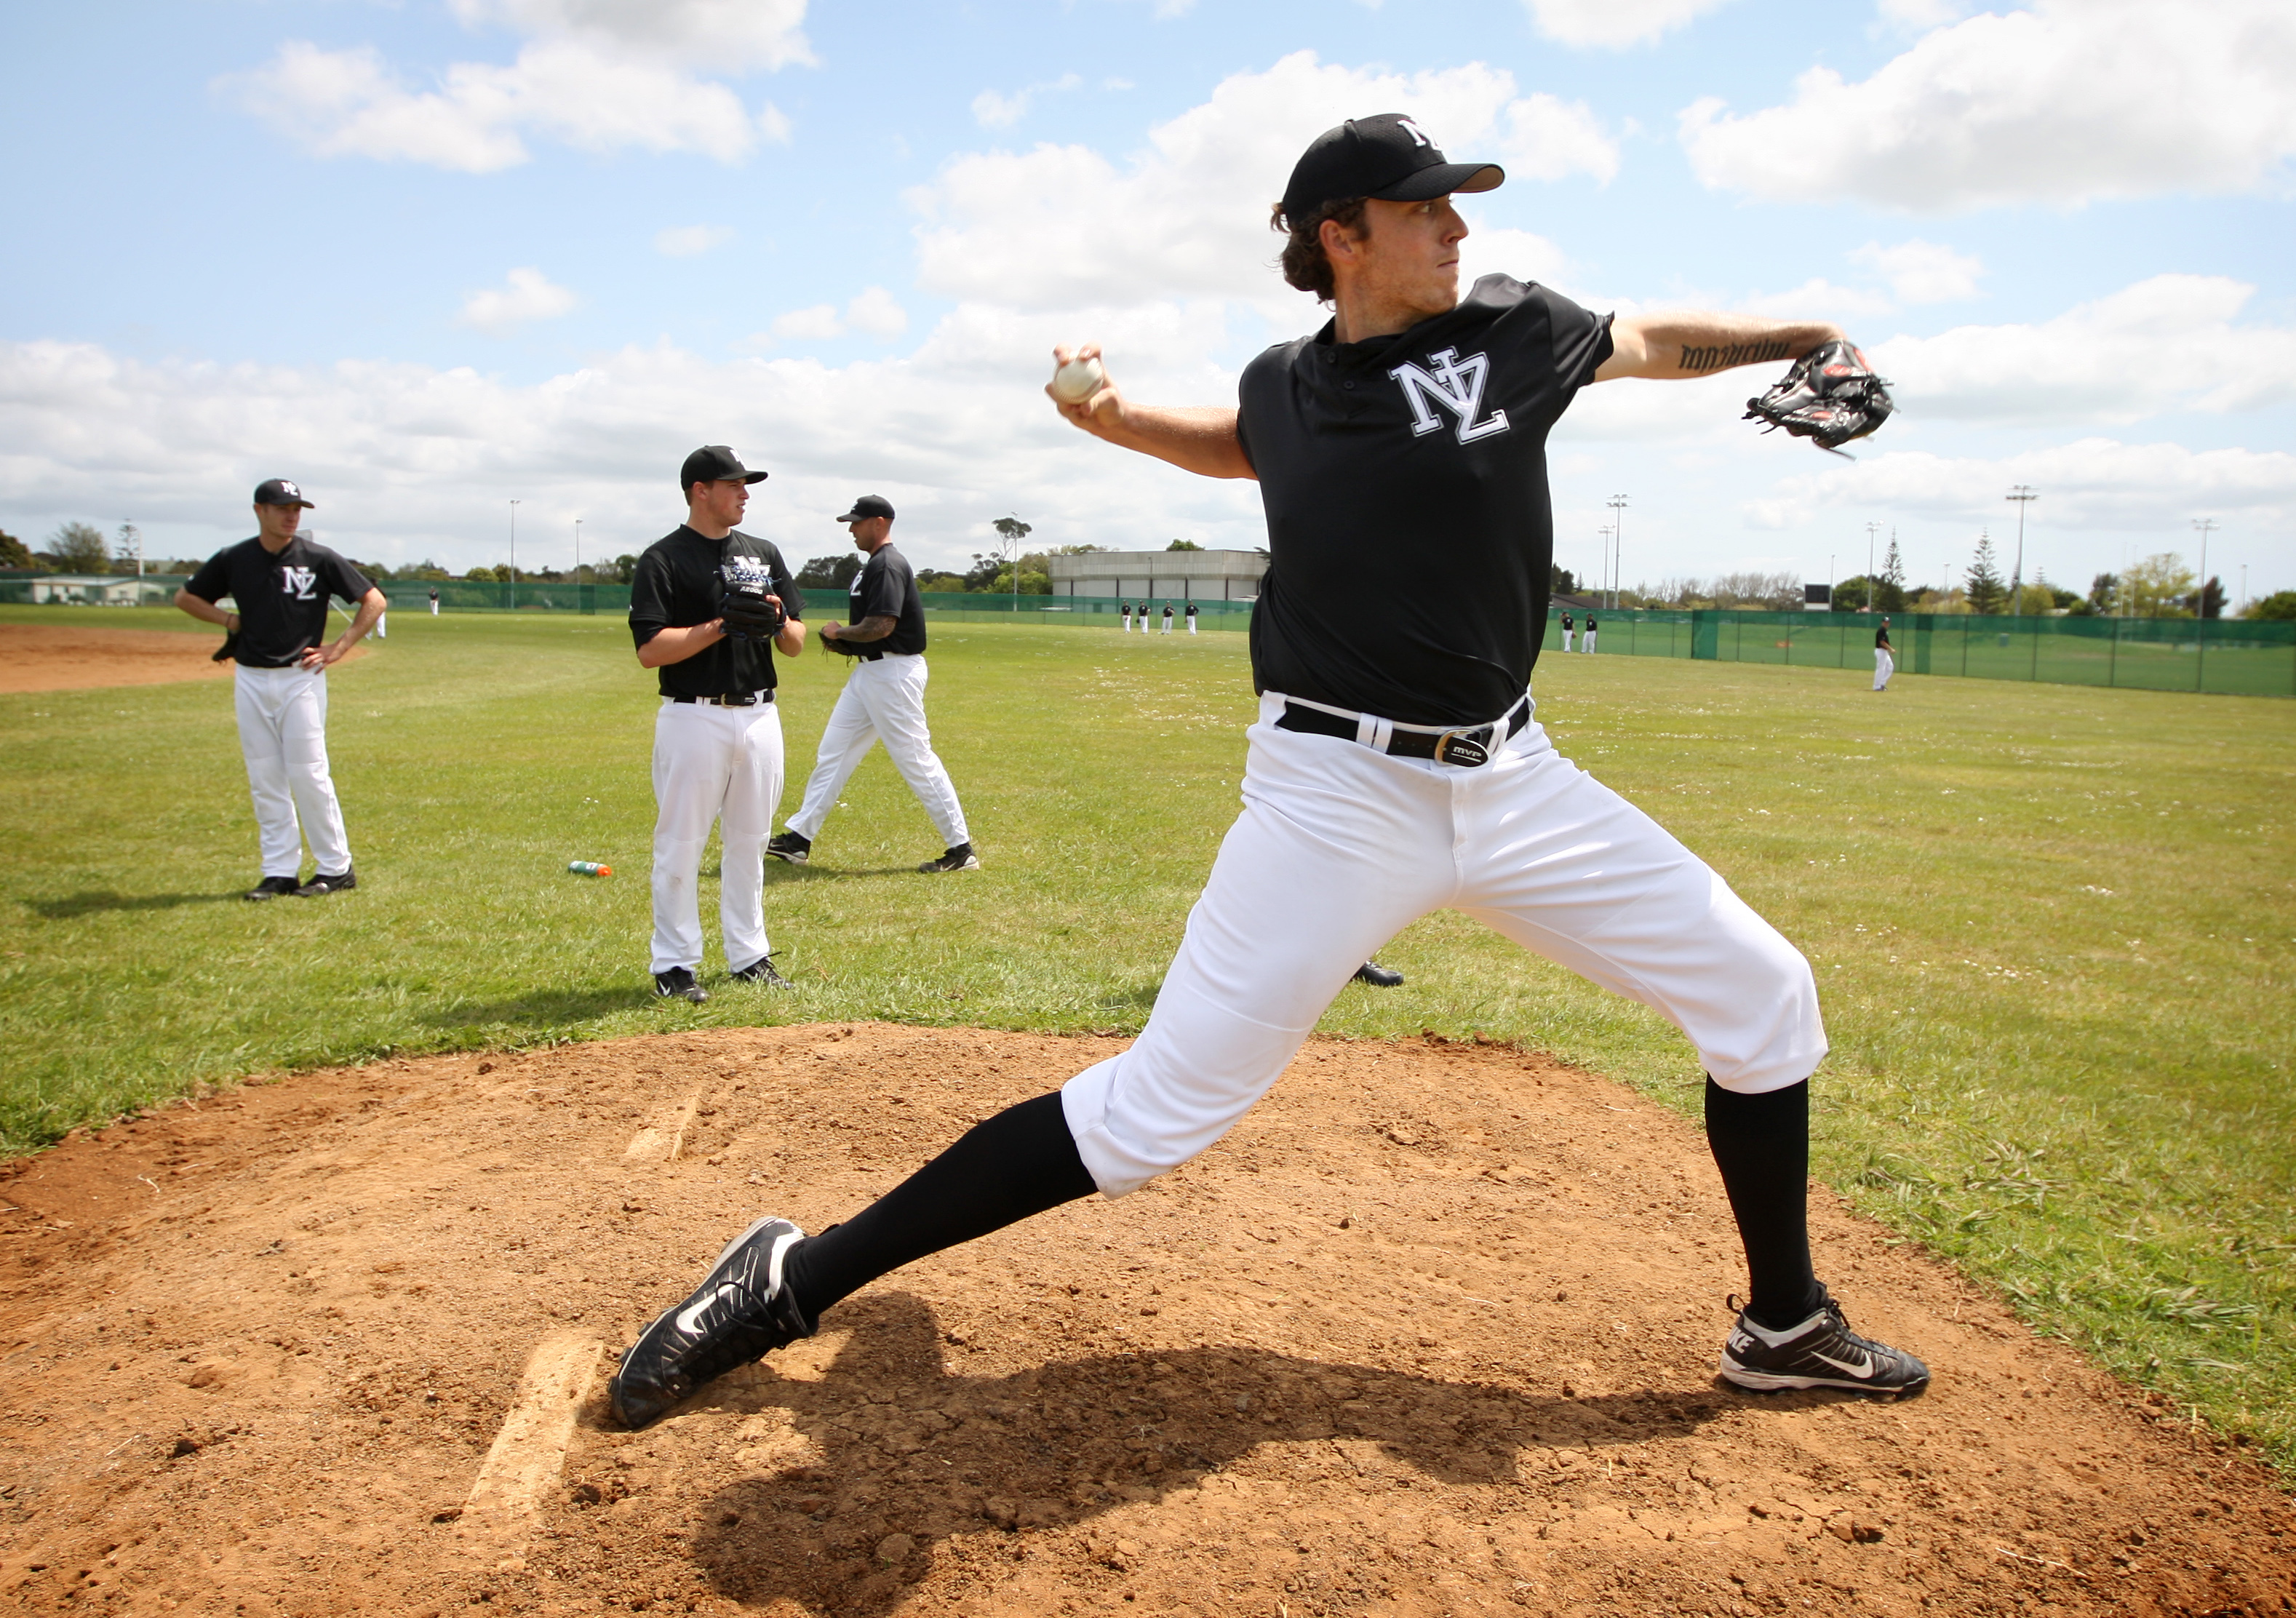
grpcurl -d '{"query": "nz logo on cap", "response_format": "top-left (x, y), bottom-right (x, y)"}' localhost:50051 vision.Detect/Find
top-left (1389, 347), bottom-right (1510, 445)
top-left (280, 566), bottom-right (318, 599)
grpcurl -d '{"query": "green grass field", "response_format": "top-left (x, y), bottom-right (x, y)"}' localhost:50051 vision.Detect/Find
top-left (5, 603), bottom-right (2292, 1467)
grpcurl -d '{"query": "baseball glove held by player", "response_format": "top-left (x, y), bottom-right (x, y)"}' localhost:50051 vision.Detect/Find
top-left (717, 565), bottom-right (786, 644)
top-left (1744, 340), bottom-right (1894, 457)
top-left (210, 629), bottom-right (239, 663)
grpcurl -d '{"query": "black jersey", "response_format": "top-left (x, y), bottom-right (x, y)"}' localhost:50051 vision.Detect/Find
top-left (1236, 275), bottom-right (1612, 726)
top-left (185, 536), bottom-right (371, 668)
top-left (1876, 624), bottom-right (1893, 650)
top-left (848, 543), bottom-right (928, 655)
top-left (628, 525), bottom-right (800, 698)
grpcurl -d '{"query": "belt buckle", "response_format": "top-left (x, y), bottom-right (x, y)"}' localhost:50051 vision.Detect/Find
top-left (1433, 725), bottom-right (1492, 768)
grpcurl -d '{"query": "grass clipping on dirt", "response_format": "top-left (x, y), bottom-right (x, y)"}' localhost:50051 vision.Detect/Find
top-left (3, 1026), bottom-right (2291, 1616)
top-left (2, 605), bottom-right (2292, 1470)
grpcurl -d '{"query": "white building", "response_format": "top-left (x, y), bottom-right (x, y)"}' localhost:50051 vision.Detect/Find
top-left (27, 574), bottom-right (170, 605)
top-left (1045, 549), bottom-right (1264, 602)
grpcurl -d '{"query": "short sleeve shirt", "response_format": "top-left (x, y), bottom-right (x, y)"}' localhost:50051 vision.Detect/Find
top-left (184, 537), bottom-right (370, 668)
top-left (1876, 625), bottom-right (1892, 649)
top-left (628, 525), bottom-right (801, 698)
top-left (1235, 275), bottom-right (1613, 726)
top-left (849, 543), bottom-right (927, 656)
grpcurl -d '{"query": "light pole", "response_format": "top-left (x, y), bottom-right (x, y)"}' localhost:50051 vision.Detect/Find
top-left (1864, 521), bottom-right (1880, 613)
top-left (1606, 495), bottom-right (1627, 610)
top-left (509, 499), bottom-right (521, 610)
top-left (574, 517), bottom-right (583, 578)
top-left (1598, 525), bottom-right (1612, 608)
top-left (2193, 517), bottom-right (2218, 687)
top-left (2005, 485), bottom-right (2038, 617)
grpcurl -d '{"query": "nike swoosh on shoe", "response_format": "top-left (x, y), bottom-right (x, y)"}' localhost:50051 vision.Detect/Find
top-left (676, 1283), bottom-right (741, 1336)
top-left (1812, 1348), bottom-right (1877, 1379)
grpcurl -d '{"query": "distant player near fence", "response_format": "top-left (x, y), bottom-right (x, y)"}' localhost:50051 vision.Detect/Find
top-left (1873, 616), bottom-right (1894, 692)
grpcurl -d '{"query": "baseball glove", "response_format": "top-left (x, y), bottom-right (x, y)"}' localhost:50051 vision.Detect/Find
top-left (1744, 340), bottom-right (1894, 456)
top-left (211, 629), bottom-right (239, 663)
top-left (717, 564), bottom-right (786, 644)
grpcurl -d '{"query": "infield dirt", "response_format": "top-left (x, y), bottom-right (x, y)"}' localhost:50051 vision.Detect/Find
top-left (0, 623), bottom-right (368, 693)
top-left (2, 1024), bottom-right (2289, 1617)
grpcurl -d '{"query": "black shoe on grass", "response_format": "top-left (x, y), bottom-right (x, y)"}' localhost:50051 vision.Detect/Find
top-left (1352, 961), bottom-right (1405, 988)
top-left (765, 831), bottom-right (812, 866)
top-left (731, 954), bottom-right (792, 989)
top-left (653, 966), bottom-right (708, 1005)
top-left (1718, 1293), bottom-right (1930, 1395)
top-left (919, 842), bottom-right (980, 873)
top-left (294, 869), bottom-right (356, 897)
top-left (245, 875), bottom-right (300, 902)
top-left (610, 1216), bottom-right (814, 1429)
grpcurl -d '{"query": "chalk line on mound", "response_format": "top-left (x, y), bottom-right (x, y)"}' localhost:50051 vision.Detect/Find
top-left (458, 1331), bottom-right (602, 1565)
top-left (623, 1088), bottom-right (704, 1162)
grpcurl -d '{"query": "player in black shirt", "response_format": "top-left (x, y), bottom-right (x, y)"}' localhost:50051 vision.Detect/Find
top-left (768, 496), bottom-right (976, 873)
top-left (1873, 616), bottom-right (1895, 691)
top-left (610, 113), bottom-right (1928, 1428)
top-left (176, 478), bottom-right (386, 900)
top-left (628, 445), bottom-right (805, 1003)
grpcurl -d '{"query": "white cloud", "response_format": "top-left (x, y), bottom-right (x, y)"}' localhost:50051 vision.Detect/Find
top-left (1871, 275), bottom-right (2296, 423)
top-left (912, 52), bottom-right (1615, 314)
top-left (447, 0), bottom-right (813, 71)
top-left (971, 75), bottom-right (1080, 129)
top-left (1760, 439), bottom-right (2296, 535)
top-left (226, 0), bottom-right (808, 170)
top-left (770, 304), bottom-right (845, 342)
top-left (1681, 0), bottom-right (2296, 210)
top-left (1876, 0), bottom-right (1969, 27)
top-left (654, 224), bottom-right (733, 258)
top-left (1734, 278), bottom-right (1897, 322)
top-left (1849, 239), bottom-right (1982, 304)
top-left (458, 268), bottom-right (578, 330)
top-left (844, 287), bottom-right (910, 338)
top-left (1523, 0), bottom-right (1735, 48)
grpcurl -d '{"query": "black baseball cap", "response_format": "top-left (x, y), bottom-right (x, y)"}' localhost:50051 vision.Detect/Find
top-left (253, 477), bottom-right (314, 509)
top-left (837, 495), bottom-right (896, 522)
top-left (1280, 113), bottom-right (1504, 226)
top-left (680, 445), bottom-right (768, 490)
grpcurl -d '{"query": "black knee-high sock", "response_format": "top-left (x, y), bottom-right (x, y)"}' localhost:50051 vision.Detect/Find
top-left (1704, 1077), bottom-right (1823, 1330)
top-left (784, 1091), bottom-right (1097, 1324)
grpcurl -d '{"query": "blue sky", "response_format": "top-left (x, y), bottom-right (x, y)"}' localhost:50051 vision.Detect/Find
top-left (3, 0), bottom-right (2290, 602)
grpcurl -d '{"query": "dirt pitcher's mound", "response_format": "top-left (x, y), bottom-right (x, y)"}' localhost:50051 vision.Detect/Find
top-left (0, 622), bottom-right (370, 693)
top-left (1, 1027), bottom-right (2289, 1617)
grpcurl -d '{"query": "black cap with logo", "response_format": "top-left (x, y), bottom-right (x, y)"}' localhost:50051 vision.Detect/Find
top-left (837, 495), bottom-right (896, 522)
top-left (253, 478), bottom-right (314, 509)
top-left (680, 445), bottom-right (769, 490)
top-left (1280, 112), bottom-right (1504, 226)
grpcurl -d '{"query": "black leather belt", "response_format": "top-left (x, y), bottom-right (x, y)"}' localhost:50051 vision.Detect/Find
top-left (670, 690), bottom-right (773, 706)
top-left (1277, 695), bottom-right (1529, 767)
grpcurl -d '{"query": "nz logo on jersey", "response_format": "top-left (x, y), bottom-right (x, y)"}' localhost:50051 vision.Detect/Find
top-left (1387, 347), bottom-right (1510, 445)
top-left (279, 565), bottom-right (319, 599)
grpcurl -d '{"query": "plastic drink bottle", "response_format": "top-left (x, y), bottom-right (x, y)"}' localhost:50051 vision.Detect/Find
top-left (567, 861), bottom-right (612, 877)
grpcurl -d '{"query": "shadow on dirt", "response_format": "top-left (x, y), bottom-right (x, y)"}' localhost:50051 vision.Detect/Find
top-left (25, 890), bottom-right (241, 919)
top-left (415, 986), bottom-right (654, 1028)
top-left (607, 1293), bottom-right (1733, 1616)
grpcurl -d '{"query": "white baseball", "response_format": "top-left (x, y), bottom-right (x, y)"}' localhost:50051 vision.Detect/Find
top-left (1052, 354), bottom-right (1106, 404)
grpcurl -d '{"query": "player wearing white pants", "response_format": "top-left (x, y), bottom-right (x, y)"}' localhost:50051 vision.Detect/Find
top-left (1873, 616), bottom-right (1895, 691)
top-left (650, 698), bottom-right (784, 978)
top-left (770, 495), bottom-right (976, 874)
top-left (784, 654), bottom-right (968, 851)
top-left (234, 664), bottom-right (352, 880)
top-left (178, 477), bottom-right (383, 900)
top-left (613, 111), bottom-right (1929, 1431)
top-left (1063, 693), bottom-right (1818, 1192)
top-left (628, 445), bottom-right (807, 1004)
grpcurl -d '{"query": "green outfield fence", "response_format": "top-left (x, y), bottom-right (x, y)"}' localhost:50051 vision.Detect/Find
top-left (7, 575), bottom-right (2287, 695)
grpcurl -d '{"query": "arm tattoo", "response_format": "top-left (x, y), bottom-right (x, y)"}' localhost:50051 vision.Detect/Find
top-left (1678, 339), bottom-right (1792, 375)
top-left (835, 614), bottom-right (898, 643)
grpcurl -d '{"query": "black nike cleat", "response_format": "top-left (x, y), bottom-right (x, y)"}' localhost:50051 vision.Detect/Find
top-left (918, 842), bottom-right (980, 873)
top-left (730, 953), bottom-right (792, 989)
top-left (1718, 1293), bottom-right (1930, 1395)
top-left (1352, 961), bottom-right (1405, 988)
top-left (653, 966), bottom-right (708, 1005)
top-left (294, 869), bottom-right (356, 897)
top-left (245, 875), bottom-right (300, 901)
top-left (764, 830), bottom-right (811, 866)
top-left (610, 1216), bottom-right (814, 1430)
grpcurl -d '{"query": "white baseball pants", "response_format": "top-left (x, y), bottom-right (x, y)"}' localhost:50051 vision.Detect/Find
top-left (234, 664), bottom-right (352, 878)
top-left (1873, 648), bottom-right (1894, 690)
top-left (1061, 693), bottom-right (1827, 1197)
top-left (786, 654), bottom-right (969, 849)
top-left (1187, 618), bottom-right (1197, 634)
top-left (1583, 630), bottom-right (1598, 654)
top-left (650, 699), bottom-right (784, 975)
